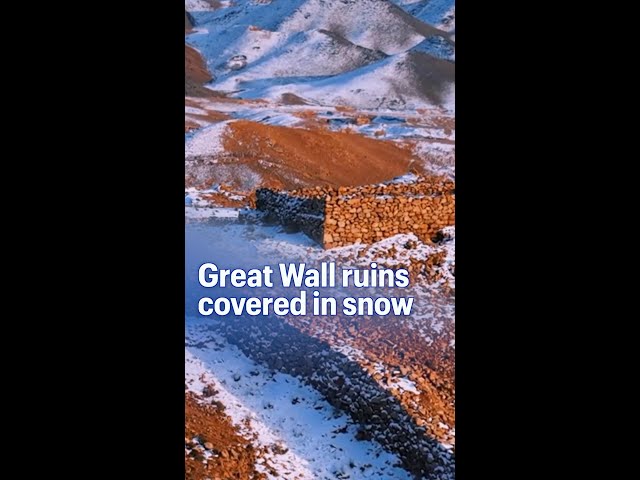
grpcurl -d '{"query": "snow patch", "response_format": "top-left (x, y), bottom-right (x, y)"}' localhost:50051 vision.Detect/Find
top-left (185, 121), bottom-right (232, 158)
top-left (185, 322), bottom-right (412, 480)
top-left (185, 0), bottom-right (218, 12)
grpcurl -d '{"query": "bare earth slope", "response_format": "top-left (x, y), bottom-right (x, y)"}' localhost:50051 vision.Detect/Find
top-left (185, 45), bottom-right (214, 97)
top-left (185, 120), bottom-right (425, 191)
top-left (185, 392), bottom-right (263, 480)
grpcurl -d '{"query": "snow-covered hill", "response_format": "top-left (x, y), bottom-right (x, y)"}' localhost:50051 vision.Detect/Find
top-left (185, 0), bottom-right (455, 109)
top-left (391, 0), bottom-right (455, 32)
top-left (234, 50), bottom-right (454, 110)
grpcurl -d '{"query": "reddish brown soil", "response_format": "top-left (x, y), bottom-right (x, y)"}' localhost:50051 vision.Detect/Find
top-left (281, 307), bottom-right (455, 444)
top-left (335, 105), bottom-right (358, 113)
top-left (219, 120), bottom-right (424, 190)
top-left (185, 45), bottom-right (215, 97)
top-left (279, 93), bottom-right (310, 105)
top-left (185, 392), bottom-right (264, 480)
top-left (185, 45), bottom-right (211, 85)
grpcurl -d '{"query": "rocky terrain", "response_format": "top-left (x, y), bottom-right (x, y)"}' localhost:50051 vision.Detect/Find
top-left (185, 1), bottom-right (455, 479)
top-left (185, 216), bottom-right (455, 479)
top-left (185, 392), bottom-right (264, 479)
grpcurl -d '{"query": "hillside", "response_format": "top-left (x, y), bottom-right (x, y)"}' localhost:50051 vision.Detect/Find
top-left (186, 0), bottom-right (455, 109)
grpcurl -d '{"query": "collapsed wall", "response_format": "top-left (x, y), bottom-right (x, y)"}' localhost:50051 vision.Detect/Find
top-left (255, 189), bottom-right (325, 243)
top-left (255, 176), bottom-right (455, 248)
top-left (213, 315), bottom-right (455, 480)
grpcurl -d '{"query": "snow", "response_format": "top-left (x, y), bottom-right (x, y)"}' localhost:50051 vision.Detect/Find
top-left (387, 173), bottom-right (420, 184)
top-left (415, 1), bottom-right (456, 32)
top-left (188, 0), bottom-right (428, 70)
top-left (413, 140), bottom-right (455, 178)
top-left (415, 140), bottom-right (455, 153)
top-left (186, 0), bottom-right (454, 111)
top-left (366, 362), bottom-right (420, 395)
top-left (185, 105), bottom-right (208, 115)
top-left (335, 233), bottom-right (438, 266)
top-left (234, 108), bottom-right (303, 127)
top-left (186, 0), bottom-right (306, 74)
top-left (186, 207), bottom-right (454, 302)
top-left (332, 343), bottom-right (366, 363)
top-left (185, 117), bottom-right (211, 129)
top-left (186, 98), bottom-right (454, 153)
top-left (279, 0), bottom-right (426, 55)
top-left (185, 216), bottom-right (455, 343)
top-left (392, 0), bottom-right (456, 31)
top-left (236, 54), bottom-right (423, 109)
top-left (186, 321), bottom-right (412, 480)
top-left (229, 50), bottom-right (453, 110)
top-left (392, 0), bottom-right (425, 5)
top-left (184, 213), bottom-right (455, 464)
top-left (185, 207), bottom-right (240, 220)
top-left (410, 36), bottom-right (455, 62)
top-left (185, 120), bottom-right (231, 158)
top-left (440, 226), bottom-right (455, 288)
top-left (185, 0), bottom-right (218, 12)
top-left (213, 29), bottom-right (386, 92)
top-left (392, 377), bottom-right (420, 394)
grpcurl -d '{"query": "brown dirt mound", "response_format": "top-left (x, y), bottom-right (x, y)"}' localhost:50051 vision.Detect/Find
top-left (185, 45), bottom-right (214, 97)
top-left (279, 93), bottom-right (310, 105)
top-left (218, 120), bottom-right (424, 190)
top-left (185, 392), bottom-right (263, 480)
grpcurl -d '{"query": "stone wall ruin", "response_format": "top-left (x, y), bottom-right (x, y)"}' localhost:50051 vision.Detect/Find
top-left (255, 175), bottom-right (455, 248)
